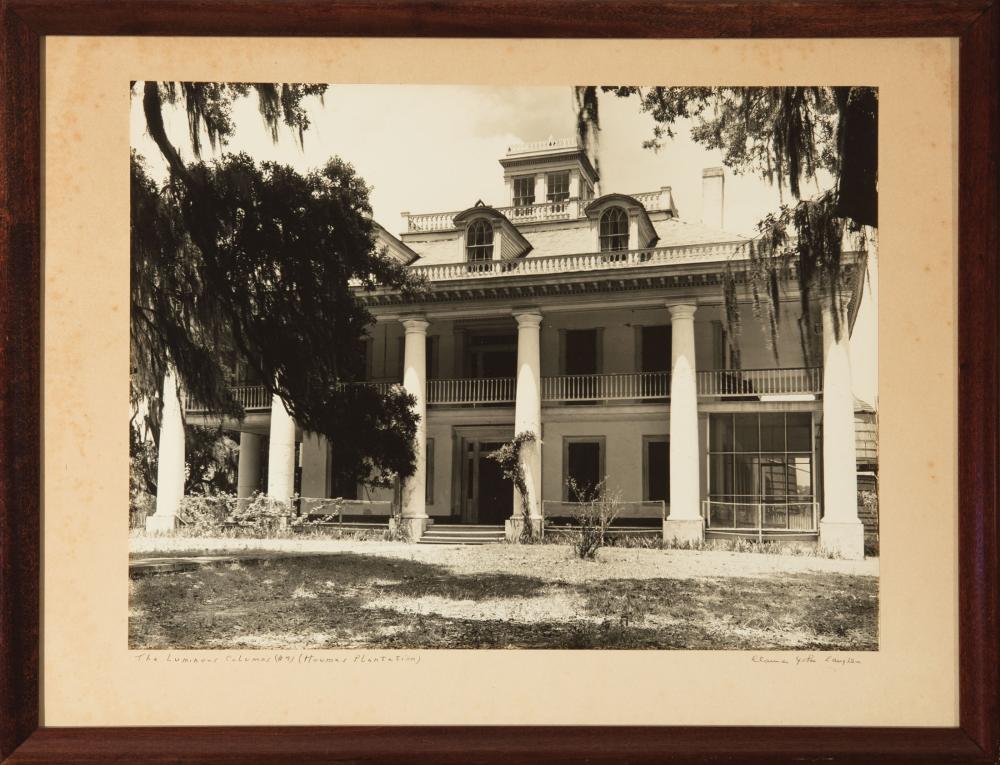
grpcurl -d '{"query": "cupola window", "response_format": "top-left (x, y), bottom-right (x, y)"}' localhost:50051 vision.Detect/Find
top-left (599, 207), bottom-right (629, 252)
top-left (466, 219), bottom-right (494, 271)
top-left (513, 176), bottom-right (535, 208)
top-left (547, 171), bottom-right (570, 208)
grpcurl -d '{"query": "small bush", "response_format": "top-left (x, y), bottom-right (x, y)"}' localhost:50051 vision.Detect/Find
top-left (606, 534), bottom-right (663, 549)
top-left (567, 480), bottom-right (622, 560)
top-left (129, 492), bottom-right (154, 529)
top-left (659, 536), bottom-right (837, 558)
top-left (177, 493), bottom-right (236, 535)
top-left (225, 493), bottom-right (290, 536)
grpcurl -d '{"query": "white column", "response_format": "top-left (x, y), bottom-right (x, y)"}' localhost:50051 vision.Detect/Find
top-left (236, 432), bottom-right (262, 510)
top-left (511, 310), bottom-right (543, 539)
top-left (146, 366), bottom-right (185, 532)
top-left (664, 302), bottom-right (705, 544)
top-left (267, 393), bottom-right (297, 506)
top-left (400, 317), bottom-right (429, 539)
top-left (819, 297), bottom-right (864, 559)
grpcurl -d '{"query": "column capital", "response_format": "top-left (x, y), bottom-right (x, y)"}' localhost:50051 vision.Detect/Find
top-left (667, 302), bottom-right (698, 321)
top-left (513, 309), bottom-right (543, 329)
top-left (401, 316), bottom-right (430, 335)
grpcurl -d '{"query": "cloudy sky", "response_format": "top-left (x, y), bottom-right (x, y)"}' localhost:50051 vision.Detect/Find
top-left (130, 85), bottom-right (830, 238)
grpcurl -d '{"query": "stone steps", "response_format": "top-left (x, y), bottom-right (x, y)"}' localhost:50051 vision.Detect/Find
top-left (418, 524), bottom-right (506, 546)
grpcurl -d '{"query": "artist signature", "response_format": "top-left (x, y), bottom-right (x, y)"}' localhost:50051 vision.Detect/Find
top-left (751, 654), bottom-right (863, 666)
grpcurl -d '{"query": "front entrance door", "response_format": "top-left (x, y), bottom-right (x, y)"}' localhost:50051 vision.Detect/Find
top-left (461, 440), bottom-right (515, 524)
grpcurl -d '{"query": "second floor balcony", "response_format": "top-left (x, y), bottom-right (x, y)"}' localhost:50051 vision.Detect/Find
top-left (185, 367), bottom-right (823, 415)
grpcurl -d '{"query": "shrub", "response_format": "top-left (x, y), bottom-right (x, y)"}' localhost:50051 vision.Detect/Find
top-left (607, 533), bottom-right (663, 549)
top-left (129, 492), bottom-right (154, 529)
top-left (177, 493), bottom-right (236, 534)
top-left (225, 492), bottom-right (291, 536)
top-left (567, 479), bottom-right (622, 560)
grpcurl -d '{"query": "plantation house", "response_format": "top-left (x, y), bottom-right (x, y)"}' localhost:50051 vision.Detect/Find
top-left (150, 137), bottom-right (875, 559)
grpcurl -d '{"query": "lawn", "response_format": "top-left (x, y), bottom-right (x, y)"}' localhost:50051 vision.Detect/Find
top-left (129, 540), bottom-right (878, 650)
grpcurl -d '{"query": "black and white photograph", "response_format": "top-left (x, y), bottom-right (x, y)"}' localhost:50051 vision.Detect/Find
top-left (128, 83), bottom-right (879, 651)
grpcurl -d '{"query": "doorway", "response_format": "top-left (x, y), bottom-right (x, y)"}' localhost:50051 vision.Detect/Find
top-left (466, 333), bottom-right (517, 378)
top-left (461, 439), bottom-right (515, 524)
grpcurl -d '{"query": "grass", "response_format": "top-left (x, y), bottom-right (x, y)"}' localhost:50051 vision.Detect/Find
top-left (130, 551), bottom-right (878, 650)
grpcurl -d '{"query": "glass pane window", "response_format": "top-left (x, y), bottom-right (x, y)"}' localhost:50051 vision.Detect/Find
top-left (546, 171), bottom-right (569, 203)
top-left (708, 412), bottom-right (815, 508)
top-left (565, 440), bottom-right (603, 499)
top-left (599, 207), bottom-right (629, 251)
top-left (789, 454), bottom-right (813, 496)
top-left (709, 413), bottom-right (735, 452)
top-left (760, 456), bottom-right (788, 497)
top-left (513, 176), bottom-right (535, 207)
top-left (759, 413), bottom-right (785, 451)
top-left (733, 454), bottom-right (759, 496)
top-left (466, 220), bottom-right (494, 268)
top-left (734, 414), bottom-right (759, 452)
top-left (645, 439), bottom-right (669, 503)
top-left (786, 413), bottom-right (812, 451)
top-left (709, 453), bottom-right (734, 497)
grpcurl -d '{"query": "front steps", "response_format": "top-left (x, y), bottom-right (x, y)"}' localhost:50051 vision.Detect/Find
top-left (418, 524), bottom-right (506, 545)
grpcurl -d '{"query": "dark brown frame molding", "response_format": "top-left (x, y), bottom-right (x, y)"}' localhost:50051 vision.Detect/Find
top-left (1, 2), bottom-right (997, 763)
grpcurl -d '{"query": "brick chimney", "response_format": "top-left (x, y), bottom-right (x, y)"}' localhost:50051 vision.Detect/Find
top-left (702, 167), bottom-right (725, 229)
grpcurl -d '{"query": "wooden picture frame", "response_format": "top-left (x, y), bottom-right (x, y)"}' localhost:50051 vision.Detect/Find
top-left (1, 1), bottom-right (997, 762)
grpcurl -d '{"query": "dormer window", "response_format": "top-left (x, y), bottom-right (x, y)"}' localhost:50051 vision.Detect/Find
top-left (466, 219), bottom-right (494, 271)
top-left (599, 207), bottom-right (629, 252)
top-left (547, 171), bottom-right (570, 208)
top-left (513, 176), bottom-right (535, 208)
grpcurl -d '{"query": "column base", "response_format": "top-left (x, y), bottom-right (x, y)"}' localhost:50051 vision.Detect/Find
top-left (662, 518), bottom-right (705, 546)
top-left (390, 516), bottom-right (428, 542)
top-left (144, 513), bottom-right (178, 534)
top-left (819, 519), bottom-right (865, 560)
top-left (505, 516), bottom-right (543, 542)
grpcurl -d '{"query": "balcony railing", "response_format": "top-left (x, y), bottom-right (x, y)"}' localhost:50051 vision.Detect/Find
top-left (506, 199), bottom-right (575, 222)
top-left (408, 242), bottom-right (743, 283)
top-left (404, 188), bottom-right (674, 232)
top-left (697, 367), bottom-right (822, 398)
top-left (184, 384), bottom-right (270, 413)
top-left (702, 499), bottom-right (819, 539)
top-left (428, 377), bottom-right (516, 405)
top-left (185, 368), bottom-right (823, 414)
top-left (542, 372), bottom-right (670, 402)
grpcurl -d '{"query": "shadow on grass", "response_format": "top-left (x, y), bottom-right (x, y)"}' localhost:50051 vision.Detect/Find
top-left (129, 554), bottom-right (879, 651)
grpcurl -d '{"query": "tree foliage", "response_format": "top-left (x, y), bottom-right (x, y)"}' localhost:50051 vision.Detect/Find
top-left (576, 86), bottom-right (877, 361)
top-left (129, 420), bottom-right (239, 497)
top-left (132, 82), bottom-right (424, 487)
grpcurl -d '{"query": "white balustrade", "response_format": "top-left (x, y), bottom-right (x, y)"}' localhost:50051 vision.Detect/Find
top-left (696, 367), bottom-right (823, 397)
top-left (427, 377), bottom-right (516, 405)
top-left (185, 384), bottom-right (271, 413)
top-left (187, 368), bottom-right (822, 414)
top-left (404, 185), bottom-right (682, 233)
top-left (408, 242), bottom-right (744, 282)
top-left (541, 372), bottom-right (670, 402)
